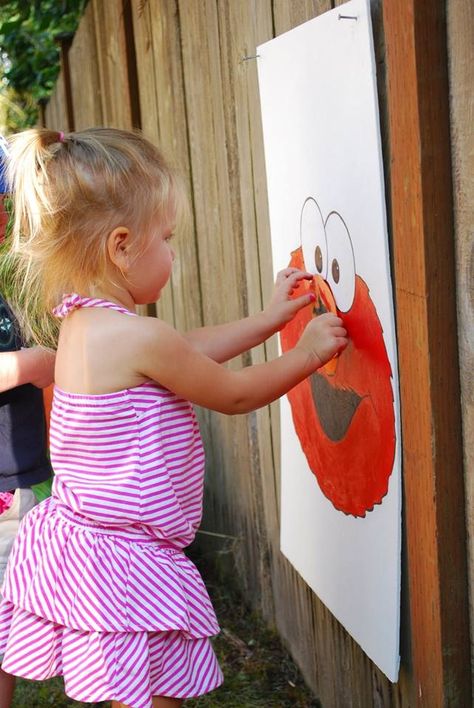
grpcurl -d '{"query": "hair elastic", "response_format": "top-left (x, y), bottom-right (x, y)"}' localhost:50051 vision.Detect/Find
top-left (58, 131), bottom-right (65, 143)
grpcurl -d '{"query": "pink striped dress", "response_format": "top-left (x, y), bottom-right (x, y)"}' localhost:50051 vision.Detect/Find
top-left (0, 295), bottom-right (223, 707)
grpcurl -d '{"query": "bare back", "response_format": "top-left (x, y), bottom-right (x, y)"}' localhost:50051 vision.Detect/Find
top-left (55, 302), bottom-right (149, 395)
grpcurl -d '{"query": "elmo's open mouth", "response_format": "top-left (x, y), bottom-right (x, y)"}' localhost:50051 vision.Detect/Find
top-left (310, 373), bottom-right (362, 442)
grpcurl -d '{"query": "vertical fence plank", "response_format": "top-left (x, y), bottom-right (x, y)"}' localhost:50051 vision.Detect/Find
top-left (132, 0), bottom-right (203, 333)
top-left (178, 0), bottom-right (260, 597)
top-left (130, 0), bottom-right (175, 326)
top-left (447, 0), bottom-right (474, 691)
top-left (242, 1), bottom-right (283, 556)
top-left (179, 0), bottom-right (239, 327)
top-left (68, 0), bottom-right (103, 129)
top-left (215, 0), bottom-right (277, 615)
top-left (43, 68), bottom-right (69, 130)
top-left (92, 0), bottom-right (133, 128)
top-left (147, 0), bottom-right (201, 331)
top-left (384, 1), bottom-right (471, 705)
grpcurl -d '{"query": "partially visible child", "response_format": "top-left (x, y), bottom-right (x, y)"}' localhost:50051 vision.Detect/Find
top-left (0, 128), bottom-right (347, 708)
top-left (0, 197), bottom-right (55, 708)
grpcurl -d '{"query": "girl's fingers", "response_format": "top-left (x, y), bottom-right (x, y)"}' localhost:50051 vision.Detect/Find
top-left (286, 270), bottom-right (313, 284)
top-left (276, 267), bottom-right (313, 283)
top-left (277, 267), bottom-right (299, 278)
top-left (331, 326), bottom-right (347, 338)
top-left (286, 292), bottom-right (316, 314)
top-left (336, 337), bottom-right (349, 351)
top-left (292, 270), bottom-right (313, 281)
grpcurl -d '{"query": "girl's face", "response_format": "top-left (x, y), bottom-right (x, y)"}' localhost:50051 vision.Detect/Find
top-left (127, 208), bottom-right (176, 305)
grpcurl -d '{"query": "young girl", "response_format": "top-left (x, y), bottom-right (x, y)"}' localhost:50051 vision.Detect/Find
top-left (0, 128), bottom-right (347, 708)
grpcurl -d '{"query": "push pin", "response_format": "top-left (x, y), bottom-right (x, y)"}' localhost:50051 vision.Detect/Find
top-left (338, 14), bottom-right (358, 20)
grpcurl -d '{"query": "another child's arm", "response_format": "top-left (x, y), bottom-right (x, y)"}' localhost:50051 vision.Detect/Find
top-left (184, 268), bottom-right (315, 362)
top-left (0, 347), bottom-right (55, 393)
top-left (135, 311), bottom-right (346, 415)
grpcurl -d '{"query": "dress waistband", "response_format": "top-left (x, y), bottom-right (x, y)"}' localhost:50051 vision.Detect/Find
top-left (54, 501), bottom-right (180, 549)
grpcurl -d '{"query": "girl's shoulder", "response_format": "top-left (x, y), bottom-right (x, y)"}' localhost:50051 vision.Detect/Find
top-left (128, 314), bottom-right (183, 362)
top-left (98, 311), bottom-right (184, 371)
top-left (100, 310), bottom-right (172, 343)
top-left (56, 310), bottom-right (178, 394)
top-left (59, 306), bottom-right (178, 359)
top-left (60, 303), bottom-right (171, 336)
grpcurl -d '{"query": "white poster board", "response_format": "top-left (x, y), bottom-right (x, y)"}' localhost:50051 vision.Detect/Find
top-left (257, 0), bottom-right (401, 681)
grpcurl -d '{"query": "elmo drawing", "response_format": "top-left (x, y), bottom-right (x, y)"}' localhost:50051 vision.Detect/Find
top-left (281, 197), bottom-right (396, 517)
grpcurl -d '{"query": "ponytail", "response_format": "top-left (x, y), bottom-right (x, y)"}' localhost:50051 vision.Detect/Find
top-left (8, 128), bottom-right (64, 252)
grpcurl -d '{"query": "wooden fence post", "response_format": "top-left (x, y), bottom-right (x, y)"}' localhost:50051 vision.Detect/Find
top-left (383, 1), bottom-right (471, 704)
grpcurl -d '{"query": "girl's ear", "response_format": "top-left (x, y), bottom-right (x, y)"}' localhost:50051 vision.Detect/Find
top-left (107, 227), bottom-right (131, 271)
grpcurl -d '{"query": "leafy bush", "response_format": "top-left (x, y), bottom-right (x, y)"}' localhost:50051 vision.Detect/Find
top-left (0, 0), bottom-right (86, 132)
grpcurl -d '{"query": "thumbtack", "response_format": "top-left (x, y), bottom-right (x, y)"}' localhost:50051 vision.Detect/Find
top-left (338, 14), bottom-right (358, 20)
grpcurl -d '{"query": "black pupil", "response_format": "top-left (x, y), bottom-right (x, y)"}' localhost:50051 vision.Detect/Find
top-left (332, 259), bottom-right (340, 284)
top-left (315, 246), bottom-right (323, 273)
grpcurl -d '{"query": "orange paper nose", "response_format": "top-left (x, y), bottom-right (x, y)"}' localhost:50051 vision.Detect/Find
top-left (313, 275), bottom-right (337, 315)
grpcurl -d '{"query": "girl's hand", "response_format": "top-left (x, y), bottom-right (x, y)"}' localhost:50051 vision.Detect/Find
top-left (264, 268), bottom-right (316, 331)
top-left (296, 312), bottom-right (348, 368)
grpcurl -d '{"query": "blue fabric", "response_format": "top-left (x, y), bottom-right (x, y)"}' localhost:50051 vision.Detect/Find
top-left (0, 293), bottom-right (52, 491)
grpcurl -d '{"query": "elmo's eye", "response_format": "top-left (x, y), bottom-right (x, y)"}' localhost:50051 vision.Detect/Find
top-left (315, 246), bottom-right (323, 273)
top-left (325, 212), bottom-right (355, 312)
top-left (300, 197), bottom-right (327, 278)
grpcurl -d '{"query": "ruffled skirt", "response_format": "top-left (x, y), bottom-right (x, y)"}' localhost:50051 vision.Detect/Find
top-left (0, 497), bottom-right (223, 707)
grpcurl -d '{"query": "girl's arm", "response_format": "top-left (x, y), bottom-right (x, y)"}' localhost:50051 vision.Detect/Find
top-left (184, 269), bottom-right (315, 362)
top-left (135, 311), bottom-right (347, 415)
top-left (0, 347), bottom-right (55, 393)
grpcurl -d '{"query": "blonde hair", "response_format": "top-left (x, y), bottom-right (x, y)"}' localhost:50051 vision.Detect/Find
top-left (4, 127), bottom-right (186, 348)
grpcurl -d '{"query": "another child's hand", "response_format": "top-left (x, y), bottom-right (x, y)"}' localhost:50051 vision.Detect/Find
top-left (296, 312), bottom-right (348, 368)
top-left (264, 268), bottom-right (316, 331)
top-left (0, 347), bottom-right (55, 392)
top-left (23, 347), bottom-right (56, 389)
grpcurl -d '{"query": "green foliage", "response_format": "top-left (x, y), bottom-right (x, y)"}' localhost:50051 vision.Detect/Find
top-left (0, 0), bottom-right (87, 132)
top-left (32, 476), bottom-right (53, 502)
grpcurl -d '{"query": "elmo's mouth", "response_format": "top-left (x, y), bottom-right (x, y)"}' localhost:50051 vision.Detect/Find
top-left (310, 373), bottom-right (362, 441)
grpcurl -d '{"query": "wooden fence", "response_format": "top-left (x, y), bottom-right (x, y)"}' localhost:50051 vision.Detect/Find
top-left (42, 1), bottom-right (473, 705)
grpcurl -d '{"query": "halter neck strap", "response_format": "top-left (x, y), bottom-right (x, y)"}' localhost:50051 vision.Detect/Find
top-left (53, 293), bottom-right (137, 319)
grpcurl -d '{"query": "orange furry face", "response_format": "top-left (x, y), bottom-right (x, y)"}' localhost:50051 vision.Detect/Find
top-left (281, 246), bottom-right (395, 517)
